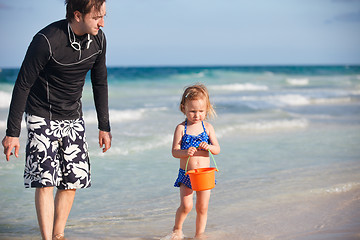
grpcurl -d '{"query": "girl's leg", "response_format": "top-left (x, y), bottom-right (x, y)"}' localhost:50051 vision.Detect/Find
top-left (195, 190), bottom-right (211, 238)
top-left (173, 184), bottom-right (193, 236)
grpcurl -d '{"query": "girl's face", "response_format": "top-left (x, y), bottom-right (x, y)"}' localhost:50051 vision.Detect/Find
top-left (184, 98), bottom-right (207, 124)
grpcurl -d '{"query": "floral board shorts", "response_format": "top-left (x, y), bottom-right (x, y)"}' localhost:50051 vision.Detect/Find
top-left (24, 114), bottom-right (91, 189)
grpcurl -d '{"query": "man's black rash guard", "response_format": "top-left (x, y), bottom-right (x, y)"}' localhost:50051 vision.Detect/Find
top-left (6, 20), bottom-right (110, 137)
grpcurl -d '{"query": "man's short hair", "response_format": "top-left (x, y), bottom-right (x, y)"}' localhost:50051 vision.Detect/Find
top-left (65, 0), bottom-right (106, 22)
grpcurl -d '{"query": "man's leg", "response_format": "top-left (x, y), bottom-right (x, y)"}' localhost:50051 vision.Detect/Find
top-left (35, 187), bottom-right (55, 240)
top-left (51, 118), bottom-right (88, 238)
top-left (53, 189), bottom-right (76, 238)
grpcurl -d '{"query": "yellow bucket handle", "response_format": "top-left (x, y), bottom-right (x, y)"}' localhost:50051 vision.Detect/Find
top-left (185, 149), bottom-right (219, 173)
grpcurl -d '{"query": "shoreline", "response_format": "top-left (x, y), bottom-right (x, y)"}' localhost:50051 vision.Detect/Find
top-left (1, 184), bottom-right (358, 240)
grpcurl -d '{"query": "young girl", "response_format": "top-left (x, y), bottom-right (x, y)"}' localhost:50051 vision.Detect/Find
top-left (171, 84), bottom-right (220, 239)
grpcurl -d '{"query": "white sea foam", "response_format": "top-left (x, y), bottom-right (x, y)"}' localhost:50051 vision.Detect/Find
top-left (242, 94), bottom-right (310, 106)
top-left (84, 109), bottom-right (143, 124)
top-left (312, 97), bottom-right (352, 104)
top-left (270, 95), bottom-right (353, 106)
top-left (311, 182), bottom-right (360, 194)
top-left (286, 78), bottom-right (309, 86)
top-left (242, 93), bottom-right (355, 108)
top-left (217, 118), bottom-right (309, 137)
top-left (350, 89), bottom-right (360, 95)
top-left (274, 94), bottom-right (310, 106)
top-left (109, 109), bottom-right (145, 122)
top-left (84, 107), bottom-right (167, 124)
top-left (210, 83), bottom-right (268, 91)
top-left (325, 183), bottom-right (358, 193)
top-left (93, 134), bottom-right (173, 156)
top-left (0, 91), bottom-right (11, 108)
top-left (240, 118), bottom-right (309, 131)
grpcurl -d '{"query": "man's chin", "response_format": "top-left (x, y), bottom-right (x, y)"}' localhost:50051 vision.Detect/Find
top-left (91, 30), bottom-right (100, 36)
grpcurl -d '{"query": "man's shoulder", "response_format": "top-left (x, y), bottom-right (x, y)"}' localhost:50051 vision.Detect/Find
top-left (37, 20), bottom-right (67, 40)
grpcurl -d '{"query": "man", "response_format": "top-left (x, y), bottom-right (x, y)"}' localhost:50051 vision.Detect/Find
top-left (2, 1), bottom-right (111, 239)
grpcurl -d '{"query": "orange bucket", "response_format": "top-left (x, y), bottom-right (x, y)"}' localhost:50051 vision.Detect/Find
top-left (185, 150), bottom-right (219, 191)
top-left (186, 167), bottom-right (218, 191)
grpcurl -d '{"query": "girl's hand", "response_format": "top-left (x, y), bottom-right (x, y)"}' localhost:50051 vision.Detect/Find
top-left (187, 147), bottom-right (197, 157)
top-left (198, 142), bottom-right (209, 151)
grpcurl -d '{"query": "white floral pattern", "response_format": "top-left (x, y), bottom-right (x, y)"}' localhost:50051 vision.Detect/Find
top-left (24, 114), bottom-right (91, 189)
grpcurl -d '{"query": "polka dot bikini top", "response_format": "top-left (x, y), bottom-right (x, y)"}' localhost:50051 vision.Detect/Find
top-left (181, 120), bottom-right (211, 150)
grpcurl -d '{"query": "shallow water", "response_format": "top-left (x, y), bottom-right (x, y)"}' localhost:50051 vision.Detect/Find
top-left (0, 66), bottom-right (360, 239)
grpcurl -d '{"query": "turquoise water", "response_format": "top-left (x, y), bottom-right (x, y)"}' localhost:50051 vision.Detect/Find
top-left (0, 66), bottom-right (360, 239)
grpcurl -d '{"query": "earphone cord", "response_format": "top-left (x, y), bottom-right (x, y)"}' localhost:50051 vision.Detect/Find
top-left (67, 23), bottom-right (84, 60)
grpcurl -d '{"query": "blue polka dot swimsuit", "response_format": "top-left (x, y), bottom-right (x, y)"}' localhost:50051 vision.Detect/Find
top-left (174, 120), bottom-right (211, 189)
top-left (181, 120), bottom-right (210, 150)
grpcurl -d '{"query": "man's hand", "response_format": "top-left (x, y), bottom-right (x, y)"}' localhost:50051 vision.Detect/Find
top-left (99, 130), bottom-right (112, 153)
top-left (2, 136), bottom-right (20, 161)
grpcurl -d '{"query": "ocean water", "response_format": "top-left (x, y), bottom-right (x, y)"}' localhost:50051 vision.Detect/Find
top-left (0, 66), bottom-right (360, 239)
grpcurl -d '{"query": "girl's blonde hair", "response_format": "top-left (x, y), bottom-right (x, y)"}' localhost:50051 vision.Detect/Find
top-left (180, 84), bottom-right (216, 119)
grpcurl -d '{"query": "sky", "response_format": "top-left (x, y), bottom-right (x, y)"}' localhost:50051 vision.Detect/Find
top-left (0, 0), bottom-right (359, 67)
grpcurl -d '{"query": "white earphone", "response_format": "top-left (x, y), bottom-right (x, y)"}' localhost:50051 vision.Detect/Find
top-left (86, 34), bottom-right (93, 49)
top-left (68, 23), bottom-right (92, 51)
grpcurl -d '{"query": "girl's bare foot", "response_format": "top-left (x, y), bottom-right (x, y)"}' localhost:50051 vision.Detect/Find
top-left (194, 233), bottom-right (208, 239)
top-left (160, 230), bottom-right (184, 240)
top-left (171, 229), bottom-right (184, 239)
top-left (53, 233), bottom-right (66, 240)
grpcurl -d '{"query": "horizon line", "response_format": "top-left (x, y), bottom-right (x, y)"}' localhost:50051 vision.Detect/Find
top-left (1, 63), bottom-right (360, 69)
